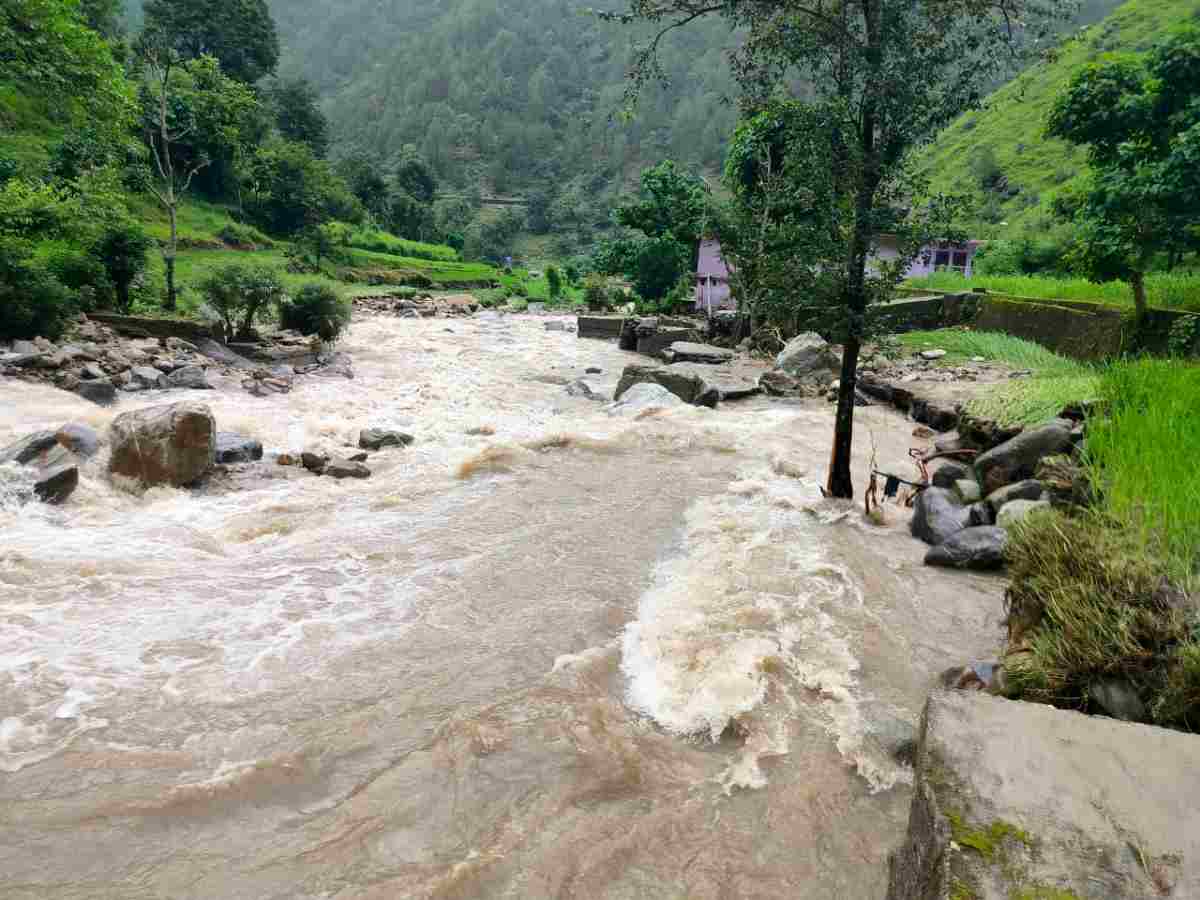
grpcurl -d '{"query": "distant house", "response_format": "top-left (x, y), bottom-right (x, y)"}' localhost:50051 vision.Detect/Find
top-left (695, 238), bottom-right (734, 313)
top-left (693, 236), bottom-right (982, 313)
top-left (875, 235), bottom-right (984, 279)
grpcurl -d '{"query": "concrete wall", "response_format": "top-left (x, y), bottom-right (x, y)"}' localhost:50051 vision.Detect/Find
top-left (884, 289), bottom-right (1198, 361)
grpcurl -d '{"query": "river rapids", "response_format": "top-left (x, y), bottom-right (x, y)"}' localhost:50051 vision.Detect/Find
top-left (0, 313), bottom-right (1004, 899)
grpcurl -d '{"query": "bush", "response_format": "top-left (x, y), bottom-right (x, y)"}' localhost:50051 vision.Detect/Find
top-left (218, 221), bottom-right (273, 249)
top-left (278, 283), bottom-right (351, 342)
top-left (93, 224), bottom-right (154, 313)
top-left (41, 243), bottom-right (111, 312)
top-left (546, 265), bottom-right (563, 298)
top-left (199, 263), bottom-right (285, 340)
top-left (0, 240), bottom-right (75, 340)
top-left (582, 274), bottom-right (609, 310)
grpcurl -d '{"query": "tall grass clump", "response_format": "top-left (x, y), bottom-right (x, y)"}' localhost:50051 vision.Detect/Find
top-left (1084, 359), bottom-right (1200, 580)
top-left (1004, 511), bottom-right (1200, 729)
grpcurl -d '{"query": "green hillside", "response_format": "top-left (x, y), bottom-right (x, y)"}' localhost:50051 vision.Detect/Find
top-left (918, 0), bottom-right (1200, 239)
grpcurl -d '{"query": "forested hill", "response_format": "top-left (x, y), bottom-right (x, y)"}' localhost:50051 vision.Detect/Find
top-left (268, 0), bottom-right (740, 197)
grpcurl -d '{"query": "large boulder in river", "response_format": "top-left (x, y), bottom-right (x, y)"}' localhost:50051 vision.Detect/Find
top-left (108, 401), bottom-right (216, 487)
top-left (974, 420), bottom-right (1072, 494)
top-left (615, 363), bottom-right (719, 408)
top-left (774, 333), bottom-right (841, 384)
top-left (924, 526), bottom-right (1007, 570)
top-left (910, 487), bottom-right (971, 546)
top-left (0, 432), bottom-right (79, 505)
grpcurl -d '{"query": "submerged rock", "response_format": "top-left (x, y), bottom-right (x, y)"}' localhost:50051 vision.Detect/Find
top-left (108, 401), bottom-right (216, 487)
top-left (215, 432), bottom-right (264, 464)
top-left (924, 526), bottom-right (1007, 570)
top-left (0, 432), bottom-right (79, 505)
top-left (324, 459), bottom-right (371, 479)
top-left (55, 423), bottom-right (99, 458)
top-left (359, 428), bottom-right (415, 451)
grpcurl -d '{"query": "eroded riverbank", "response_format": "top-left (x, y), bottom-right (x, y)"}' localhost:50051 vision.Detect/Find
top-left (1, 313), bottom-right (1006, 899)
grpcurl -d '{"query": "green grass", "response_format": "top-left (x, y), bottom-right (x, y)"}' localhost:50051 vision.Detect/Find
top-left (899, 329), bottom-right (1100, 426)
top-left (916, 0), bottom-right (1200, 237)
top-left (337, 225), bottom-right (458, 262)
top-left (905, 271), bottom-right (1200, 312)
top-left (1000, 356), bottom-right (1200, 730)
top-left (1085, 359), bottom-right (1200, 578)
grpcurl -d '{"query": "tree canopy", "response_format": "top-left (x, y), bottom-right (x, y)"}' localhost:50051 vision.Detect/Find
top-left (1047, 24), bottom-right (1200, 322)
top-left (613, 0), bottom-right (1070, 497)
top-left (141, 0), bottom-right (279, 83)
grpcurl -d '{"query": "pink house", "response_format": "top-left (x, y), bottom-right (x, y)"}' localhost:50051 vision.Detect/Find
top-left (694, 236), bottom-right (982, 313)
top-left (694, 238), bottom-right (734, 313)
top-left (875, 235), bottom-right (984, 279)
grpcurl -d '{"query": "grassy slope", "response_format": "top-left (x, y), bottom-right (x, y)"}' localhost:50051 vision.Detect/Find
top-left (917, 0), bottom-right (1200, 239)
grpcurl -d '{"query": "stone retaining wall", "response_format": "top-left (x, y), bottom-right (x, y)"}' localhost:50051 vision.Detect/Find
top-left (88, 313), bottom-right (218, 343)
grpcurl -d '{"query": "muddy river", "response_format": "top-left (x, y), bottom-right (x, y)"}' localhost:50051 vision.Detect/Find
top-left (0, 313), bottom-right (1004, 898)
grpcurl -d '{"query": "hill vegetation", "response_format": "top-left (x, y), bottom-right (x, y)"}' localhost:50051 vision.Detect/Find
top-left (917, 0), bottom-right (1200, 239)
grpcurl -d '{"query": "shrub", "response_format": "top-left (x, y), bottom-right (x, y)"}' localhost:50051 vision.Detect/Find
top-left (582, 274), bottom-right (609, 310)
top-left (218, 221), bottom-right (273, 249)
top-left (546, 265), bottom-right (563, 298)
top-left (278, 283), bottom-right (350, 342)
top-left (199, 263), bottom-right (285, 341)
top-left (93, 224), bottom-right (154, 313)
top-left (41, 243), bottom-right (111, 312)
top-left (0, 240), bottom-right (75, 340)
top-left (564, 263), bottom-right (580, 284)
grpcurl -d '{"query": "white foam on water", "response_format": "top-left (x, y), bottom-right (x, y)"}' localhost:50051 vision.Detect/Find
top-left (620, 448), bottom-right (911, 793)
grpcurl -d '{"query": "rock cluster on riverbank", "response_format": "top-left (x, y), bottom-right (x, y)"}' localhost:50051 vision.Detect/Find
top-left (354, 292), bottom-right (481, 318)
top-left (910, 416), bottom-right (1086, 570)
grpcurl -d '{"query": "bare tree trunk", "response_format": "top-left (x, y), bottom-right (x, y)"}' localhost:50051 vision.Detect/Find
top-left (826, 0), bottom-right (881, 500)
top-left (1131, 269), bottom-right (1148, 325)
top-left (165, 206), bottom-right (178, 311)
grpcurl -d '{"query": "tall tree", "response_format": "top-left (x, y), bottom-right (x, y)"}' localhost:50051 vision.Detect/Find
top-left (610, 0), bottom-right (1068, 499)
top-left (140, 0), bottom-right (278, 83)
top-left (268, 77), bottom-right (329, 157)
top-left (138, 51), bottom-right (258, 309)
top-left (1047, 25), bottom-right (1200, 326)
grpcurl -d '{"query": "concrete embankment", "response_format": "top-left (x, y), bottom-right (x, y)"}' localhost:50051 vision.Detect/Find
top-left (888, 691), bottom-right (1200, 899)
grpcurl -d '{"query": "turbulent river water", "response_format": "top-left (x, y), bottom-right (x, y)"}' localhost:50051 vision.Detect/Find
top-left (0, 313), bottom-right (1005, 899)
